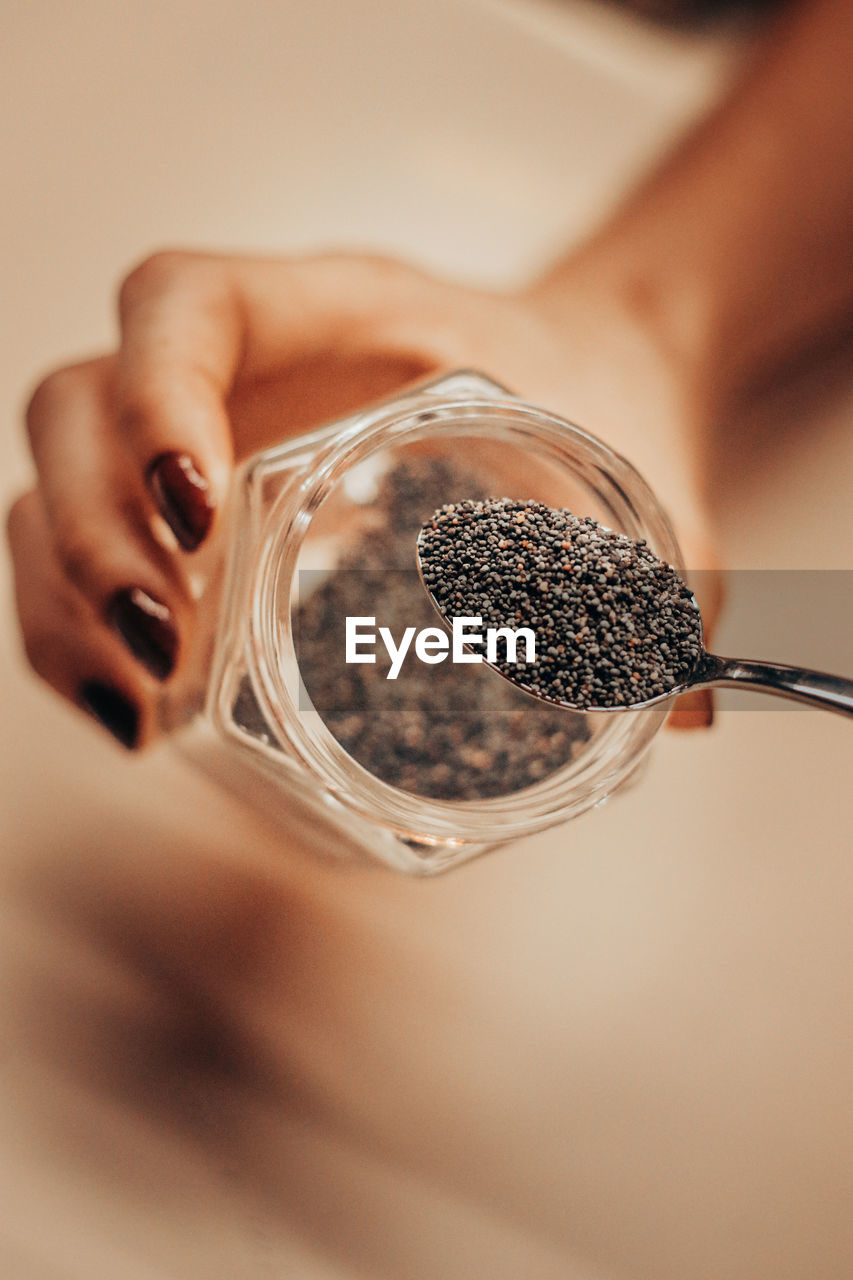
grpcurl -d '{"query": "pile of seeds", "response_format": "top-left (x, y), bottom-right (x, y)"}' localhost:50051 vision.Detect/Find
top-left (418, 498), bottom-right (702, 709)
top-left (285, 459), bottom-right (589, 801)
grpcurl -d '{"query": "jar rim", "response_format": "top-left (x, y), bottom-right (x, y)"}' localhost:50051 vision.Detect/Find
top-left (248, 387), bottom-right (678, 845)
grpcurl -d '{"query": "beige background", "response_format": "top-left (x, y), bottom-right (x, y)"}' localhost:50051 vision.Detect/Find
top-left (2, 2), bottom-right (852, 1277)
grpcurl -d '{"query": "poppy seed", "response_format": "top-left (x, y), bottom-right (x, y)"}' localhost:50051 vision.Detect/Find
top-left (418, 499), bottom-right (703, 709)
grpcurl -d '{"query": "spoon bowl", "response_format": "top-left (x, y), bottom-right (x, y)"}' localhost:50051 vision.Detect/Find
top-left (416, 527), bottom-right (853, 719)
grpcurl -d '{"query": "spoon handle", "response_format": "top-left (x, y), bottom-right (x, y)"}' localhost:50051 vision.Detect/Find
top-left (700, 653), bottom-right (853, 717)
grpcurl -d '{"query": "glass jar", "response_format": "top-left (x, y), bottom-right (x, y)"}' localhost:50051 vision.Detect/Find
top-left (173, 370), bottom-right (684, 874)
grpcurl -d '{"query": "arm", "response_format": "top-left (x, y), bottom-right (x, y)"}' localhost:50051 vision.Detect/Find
top-left (9, 0), bottom-right (852, 744)
top-left (532, 0), bottom-right (853, 445)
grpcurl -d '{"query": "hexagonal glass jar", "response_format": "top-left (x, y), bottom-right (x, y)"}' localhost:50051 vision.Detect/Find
top-left (173, 370), bottom-right (684, 874)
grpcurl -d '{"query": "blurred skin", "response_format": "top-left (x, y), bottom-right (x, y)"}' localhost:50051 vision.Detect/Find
top-left (610, 0), bottom-right (781, 24)
top-left (6, 0), bottom-right (853, 750)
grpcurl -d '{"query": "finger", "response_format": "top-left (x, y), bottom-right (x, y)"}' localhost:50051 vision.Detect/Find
top-left (7, 490), bottom-right (157, 748)
top-left (114, 251), bottom-right (324, 545)
top-left (225, 350), bottom-right (435, 450)
top-left (113, 251), bottom-right (437, 547)
top-left (25, 358), bottom-right (185, 681)
top-left (668, 686), bottom-right (714, 730)
top-left (115, 252), bottom-right (240, 547)
top-left (668, 558), bottom-right (725, 731)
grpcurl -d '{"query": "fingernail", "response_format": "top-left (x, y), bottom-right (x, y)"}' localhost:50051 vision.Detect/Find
top-left (80, 680), bottom-right (140, 749)
top-left (146, 451), bottom-right (214, 551)
top-left (107, 586), bottom-right (178, 680)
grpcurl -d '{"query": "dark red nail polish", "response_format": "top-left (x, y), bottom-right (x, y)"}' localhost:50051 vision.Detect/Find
top-left (80, 680), bottom-right (140, 749)
top-left (107, 586), bottom-right (178, 681)
top-left (147, 451), bottom-right (214, 551)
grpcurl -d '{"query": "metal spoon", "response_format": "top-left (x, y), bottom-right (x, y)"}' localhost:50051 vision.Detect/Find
top-left (415, 533), bottom-right (853, 718)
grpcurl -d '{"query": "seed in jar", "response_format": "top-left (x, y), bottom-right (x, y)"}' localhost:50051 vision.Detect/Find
top-left (289, 460), bottom-right (590, 801)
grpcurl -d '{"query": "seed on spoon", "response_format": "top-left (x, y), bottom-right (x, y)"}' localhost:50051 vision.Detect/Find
top-left (417, 498), bottom-right (703, 710)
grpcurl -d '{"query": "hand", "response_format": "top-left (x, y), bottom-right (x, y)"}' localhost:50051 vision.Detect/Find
top-left (7, 249), bottom-right (719, 747)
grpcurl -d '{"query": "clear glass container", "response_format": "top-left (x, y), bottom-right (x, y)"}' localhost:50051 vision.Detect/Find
top-left (174, 370), bottom-right (684, 874)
